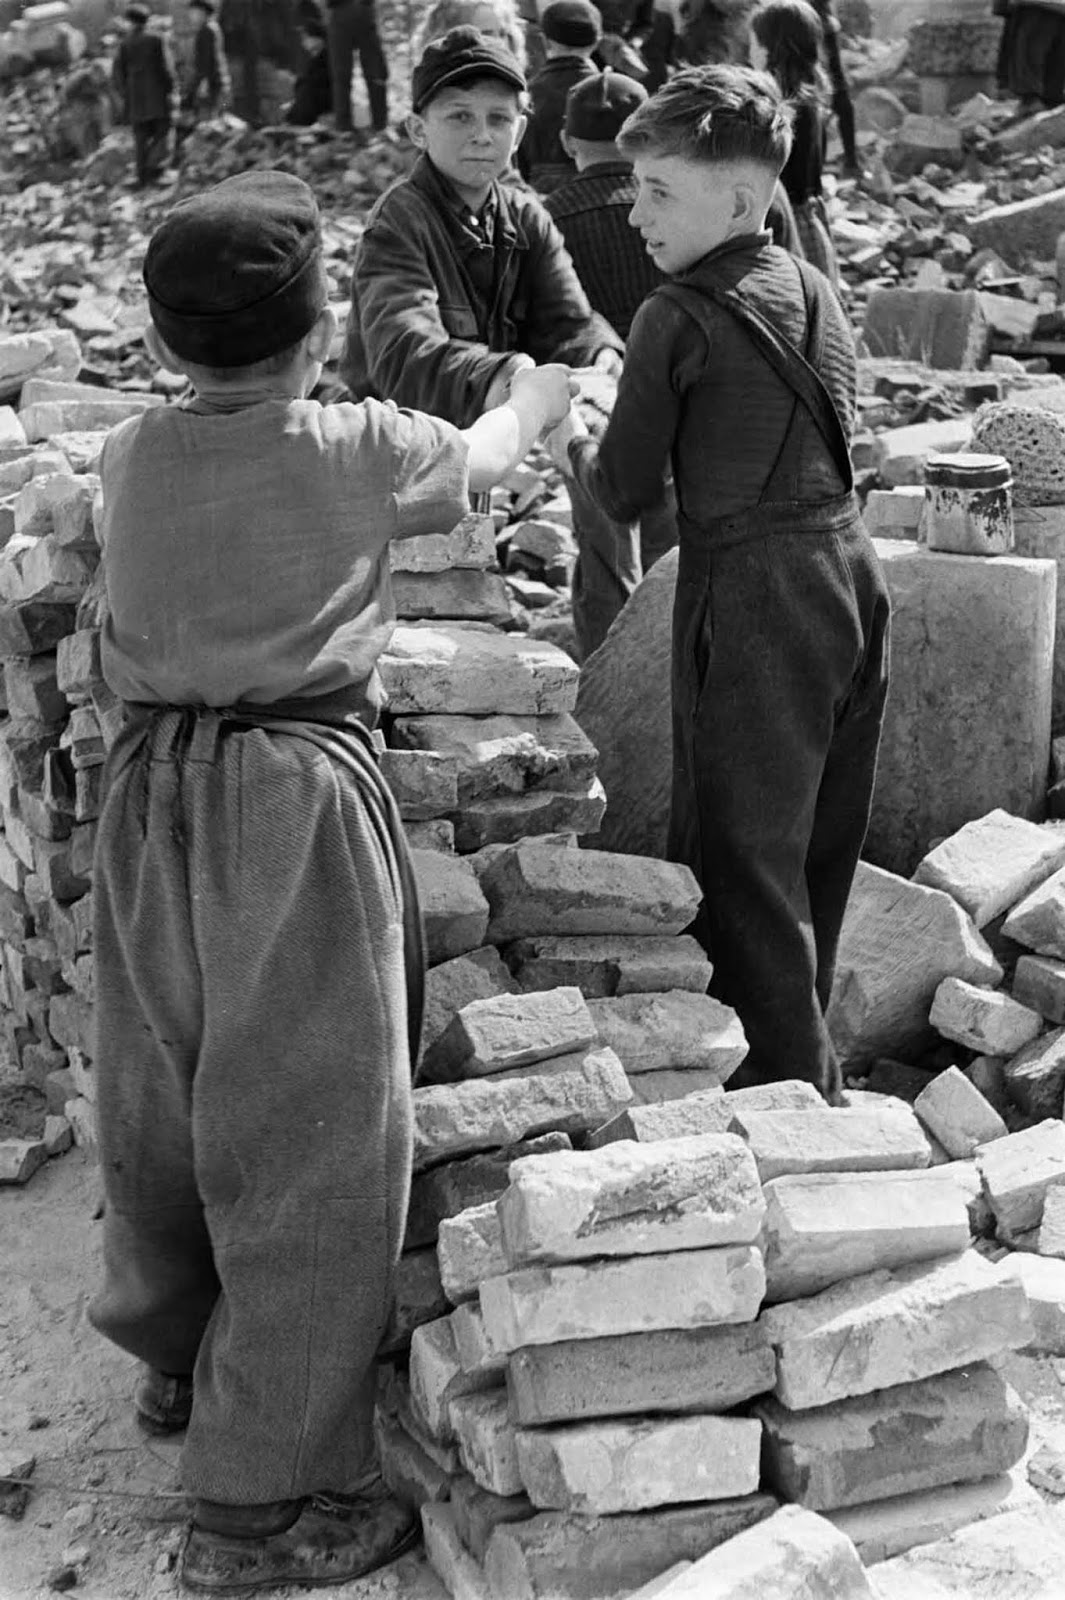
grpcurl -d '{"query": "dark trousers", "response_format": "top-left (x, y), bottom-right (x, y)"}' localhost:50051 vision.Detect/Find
top-left (822, 25), bottom-right (857, 169)
top-left (667, 497), bottom-right (890, 1101)
top-left (326, 0), bottom-right (387, 131)
top-left (132, 116), bottom-right (171, 184)
top-left (570, 480), bottom-right (678, 661)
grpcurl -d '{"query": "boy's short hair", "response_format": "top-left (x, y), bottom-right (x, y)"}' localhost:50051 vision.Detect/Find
top-left (144, 171), bottom-right (328, 370)
top-left (190, 0), bottom-right (217, 13)
top-left (617, 64), bottom-right (793, 174)
top-left (411, 25), bottom-right (527, 113)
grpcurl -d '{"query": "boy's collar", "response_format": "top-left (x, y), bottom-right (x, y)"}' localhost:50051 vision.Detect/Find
top-left (410, 154), bottom-right (528, 253)
top-left (678, 230), bottom-right (773, 276)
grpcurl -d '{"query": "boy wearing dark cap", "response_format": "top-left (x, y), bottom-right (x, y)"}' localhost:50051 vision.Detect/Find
top-left (113, 3), bottom-right (178, 187)
top-left (89, 168), bottom-right (572, 1594)
top-left (551, 66), bottom-right (889, 1104)
top-left (521, 0), bottom-right (601, 192)
top-left (342, 25), bottom-right (653, 659)
top-left (182, 0), bottom-right (231, 119)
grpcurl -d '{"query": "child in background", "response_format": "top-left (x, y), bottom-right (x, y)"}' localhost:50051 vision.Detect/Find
top-left (285, 9), bottom-right (333, 123)
top-left (418, 0), bottom-right (528, 66)
top-left (183, 0), bottom-right (231, 119)
top-left (113, 3), bottom-right (178, 187)
top-left (750, 0), bottom-right (839, 287)
top-left (522, 0), bottom-right (601, 192)
top-left (342, 27), bottom-right (648, 660)
top-left (90, 167), bottom-right (572, 1594)
top-left (550, 65), bottom-right (888, 1100)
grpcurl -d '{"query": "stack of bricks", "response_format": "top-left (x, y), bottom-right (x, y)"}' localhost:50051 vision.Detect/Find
top-left (0, 340), bottom-right (165, 1171)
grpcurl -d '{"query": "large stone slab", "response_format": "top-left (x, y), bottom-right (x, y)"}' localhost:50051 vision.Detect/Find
top-left (826, 862), bottom-right (1003, 1069)
top-left (451, 1391), bottom-right (524, 1497)
top-left (1014, 503), bottom-right (1065, 725)
top-left (391, 712), bottom-right (597, 803)
top-left (1013, 952), bottom-right (1065, 1023)
top-left (928, 976), bottom-right (1042, 1055)
top-left (380, 626), bottom-right (579, 716)
top-left (408, 1316), bottom-right (503, 1443)
top-left (412, 850), bottom-right (490, 966)
top-left (758, 1251), bottom-right (1032, 1409)
top-left (449, 1474), bottom-right (535, 1563)
top-left (498, 1133), bottom-right (765, 1265)
top-left (505, 934), bottom-right (712, 999)
top-left (413, 1049), bottom-right (632, 1170)
top-left (912, 1066), bottom-right (1007, 1158)
top-left (421, 1502), bottom-right (492, 1600)
top-left (648, 1506), bottom-right (874, 1600)
top-left (573, 549), bottom-right (676, 858)
top-left (761, 1168), bottom-right (969, 1304)
top-left (866, 544), bottom-right (1056, 876)
top-left (586, 993), bottom-right (746, 1079)
top-left (506, 1322), bottom-right (776, 1426)
top-left (912, 809), bottom-right (1065, 927)
top-left (755, 1364), bottom-right (1027, 1512)
top-left (628, 1068), bottom-right (740, 1105)
top-left (435, 987), bottom-right (597, 1080)
top-left (969, 185), bottom-right (1065, 264)
top-left (20, 396), bottom-right (159, 441)
top-left (975, 1118), bottom-right (1065, 1240)
top-left (1001, 1251), bottom-right (1065, 1353)
top-left (390, 512), bottom-right (496, 572)
top-left (480, 842), bottom-right (701, 942)
top-left (451, 781), bottom-right (606, 852)
top-left (483, 1496), bottom-right (778, 1600)
top-left (731, 1105), bottom-right (930, 1181)
top-left (1003, 1026), bottom-right (1065, 1119)
top-left (514, 1415), bottom-right (762, 1515)
top-left (480, 1245), bottom-right (766, 1353)
top-left (408, 1134), bottom-right (569, 1251)
top-left (862, 288), bottom-right (988, 371)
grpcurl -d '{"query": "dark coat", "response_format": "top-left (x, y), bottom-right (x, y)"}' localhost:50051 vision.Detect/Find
top-left (341, 154), bottom-right (621, 426)
top-left (185, 18), bottom-right (231, 110)
top-left (114, 26), bottom-right (177, 124)
top-left (520, 54), bottom-right (597, 184)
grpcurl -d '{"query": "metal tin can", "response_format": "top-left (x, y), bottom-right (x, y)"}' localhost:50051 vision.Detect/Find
top-left (923, 452), bottom-right (1014, 556)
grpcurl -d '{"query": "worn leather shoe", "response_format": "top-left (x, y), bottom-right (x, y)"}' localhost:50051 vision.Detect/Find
top-left (179, 1493), bottom-right (419, 1593)
top-left (135, 1368), bottom-right (194, 1434)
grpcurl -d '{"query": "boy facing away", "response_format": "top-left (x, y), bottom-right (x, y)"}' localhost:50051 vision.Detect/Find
top-left (90, 169), bottom-right (571, 1594)
top-left (341, 25), bottom-right (663, 659)
top-left (521, 0), bottom-right (600, 192)
top-left (553, 65), bottom-right (890, 1101)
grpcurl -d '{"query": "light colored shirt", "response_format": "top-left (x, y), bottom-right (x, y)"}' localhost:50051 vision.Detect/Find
top-left (99, 395), bottom-right (469, 714)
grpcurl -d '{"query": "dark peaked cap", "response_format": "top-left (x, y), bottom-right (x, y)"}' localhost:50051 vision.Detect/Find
top-left (143, 171), bottom-right (329, 368)
top-left (412, 25), bottom-right (527, 113)
top-left (565, 68), bottom-right (647, 139)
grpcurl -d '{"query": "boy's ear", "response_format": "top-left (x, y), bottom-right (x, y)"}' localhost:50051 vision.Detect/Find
top-left (560, 128), bottom-right (575, 159)
top-left (144, 323), bottom-right (187, 375)
top-left (730, 178), bottom-right (761, 233)
top-left (407, 110), bottom-right (428, 150)
top-left (306, 305), bottom-right (338, 363)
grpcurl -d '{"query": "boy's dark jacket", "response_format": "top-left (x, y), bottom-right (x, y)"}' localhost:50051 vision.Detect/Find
top-left (114, 27), bottom-right (177, 123)
top-left (521, 54), bottom-right (597, 180)
top-left (185, 17), bottom-right (231, 108)
top-left (340, 154), bottom-right (621, 426)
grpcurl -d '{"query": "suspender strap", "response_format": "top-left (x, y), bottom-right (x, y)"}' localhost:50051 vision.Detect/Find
top-left (658, 256), bottom-right (854, 491)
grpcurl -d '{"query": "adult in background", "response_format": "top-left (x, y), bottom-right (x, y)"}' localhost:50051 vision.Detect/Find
top-left (324, 0), bottom-right (388, 135)
top-left (417, 0), bottom-right (528, 68)
top-left (183, 0), bottom-right (231, 119)
top-left (113, 3), bottom-right (178, 187)
top-left (997, 0), bottom-right (1065, 111)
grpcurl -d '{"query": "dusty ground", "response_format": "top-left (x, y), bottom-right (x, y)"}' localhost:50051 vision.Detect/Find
top-left (0, 1150), bottom-right (445, 1600)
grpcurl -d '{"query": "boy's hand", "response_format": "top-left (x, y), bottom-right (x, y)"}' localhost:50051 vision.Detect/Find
top-left (484, 354), bottom-right (535, 411)
top-left (510, 364), bottom-right (579, 431)
top-left (545, 405), bottom-right (590, 475)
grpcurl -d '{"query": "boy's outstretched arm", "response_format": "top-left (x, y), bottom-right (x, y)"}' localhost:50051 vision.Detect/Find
top-left (464, 365), bottom-right (577, 493)
top-left (561, 294), bottom-right (688, 524)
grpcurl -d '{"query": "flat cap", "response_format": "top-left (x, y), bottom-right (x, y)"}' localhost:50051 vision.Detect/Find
top-left (143, 171), bottom-right (329, 369)
top-left (565, 67), bottom-right (646, 139)
top-left (125, 3), bottom-right (150, 22)
top-left (542, 0), bottom-right (603, 48)
top-left (412, 24), bottom-right (526, 112)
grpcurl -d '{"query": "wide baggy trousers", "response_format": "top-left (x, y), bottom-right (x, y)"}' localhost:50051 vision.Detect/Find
top-left (89, 708), bottom-right (414, 1505)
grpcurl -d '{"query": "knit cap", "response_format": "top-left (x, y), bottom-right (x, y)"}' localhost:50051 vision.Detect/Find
top-left (565, 67), bottom-right (647, 139)
top-left (143, 171), bottom-right (329, 368)
top-left (541, 0), bottom-right (603, 48)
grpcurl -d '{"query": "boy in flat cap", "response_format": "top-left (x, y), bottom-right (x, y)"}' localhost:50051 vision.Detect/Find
top-left (113, 4), bottom-right (178, 187)
top-left (182, 0), bottom-right (231, 120)
top-left (342, 25), bottom-right (654, 659)
top-left (89, 169), bottom-right (572, 1594)
top-left (521, 0), bottom-right (601, 192)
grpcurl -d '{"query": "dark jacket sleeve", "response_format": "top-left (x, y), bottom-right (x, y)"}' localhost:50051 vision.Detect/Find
top-left (113, 39), bottom-right (129, 117)
top-left (345, 190), bottom-right (516, 425)
top-left (570, 291), bottom-right (696, 522)
top-left (516, 199), bottom-right (623, 367)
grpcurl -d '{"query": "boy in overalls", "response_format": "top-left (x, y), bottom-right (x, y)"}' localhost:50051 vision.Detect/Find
top-left (553, 65), bottom-right (890, 1101)
top-left (89, 169), bottom-right (572, 1592)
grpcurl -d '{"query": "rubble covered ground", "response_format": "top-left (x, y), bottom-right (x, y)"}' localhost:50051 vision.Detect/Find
top-left (14, 1), bottom-right (1065, 1598)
